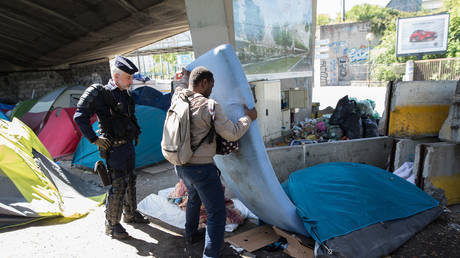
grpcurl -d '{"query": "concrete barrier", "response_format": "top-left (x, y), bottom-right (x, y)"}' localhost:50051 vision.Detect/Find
top-left (267, 137), bottom-right (393, 182)
top-left (387, 81), bottom-right (457, 138)
top-left (413, 142), bottom-right (460, 205)
top-left (393, 138), bottom-right (439, 170)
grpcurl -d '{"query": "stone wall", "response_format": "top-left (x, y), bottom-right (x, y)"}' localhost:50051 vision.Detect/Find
top-left (0, 60), bottom-right (110, 103)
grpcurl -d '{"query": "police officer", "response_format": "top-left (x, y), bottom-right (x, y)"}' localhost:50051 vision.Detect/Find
top-left (74, 56), bottom-right (149, 239)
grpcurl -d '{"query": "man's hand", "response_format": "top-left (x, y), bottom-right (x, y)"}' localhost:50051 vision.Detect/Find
top-left (243, 104), bottom-right (257, 121)
top-left (93, 136), bottom-right (111, 150)
top-left (135, 136), bottom-right (139, 146)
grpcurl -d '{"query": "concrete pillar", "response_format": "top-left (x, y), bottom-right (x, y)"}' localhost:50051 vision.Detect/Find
top-left (185, 0), bottom-right (235, 57)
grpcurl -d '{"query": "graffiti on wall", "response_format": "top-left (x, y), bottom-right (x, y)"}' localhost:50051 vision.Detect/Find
top-left (328, 40), bottom-right (348, 55)
top-left (344, 47), bottom-right (370, 64)
top-left (320, 40), bottom-right (372, 85)
top-left (319, 22), bottom-right (374, 86)
top-left (338, 56), bottom-right (349, 80)
top-left (320, 60), bottom-right (328, 85)
top-left (328, 58), bottom-right (338, 85)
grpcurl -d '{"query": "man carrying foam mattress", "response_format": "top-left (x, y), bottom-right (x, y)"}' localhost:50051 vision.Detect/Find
top-left (174, 66), bottom-right (257, 257)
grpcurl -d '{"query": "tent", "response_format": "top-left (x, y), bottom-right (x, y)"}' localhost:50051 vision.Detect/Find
top-left (0, 102), bottom-right (14, 114)
top-left (0, 118), bottom-right (104, 229)
top-left (131, 83), bottom-right (172, 111)
top-left (0, 110), bottom-right (9, 121)
top-left (8, 99), bottom-right (38, 119)
top-left (38, 107), bottom-right (85, 159)
top-left (21, 85), bottom-right (85, 133)
top-left (72, 105), bottom-right (166, 169)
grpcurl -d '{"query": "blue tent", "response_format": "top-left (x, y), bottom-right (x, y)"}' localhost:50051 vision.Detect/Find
top-left (282, 162), bottom-right (439, 244)
top-left (0, 102), bottom-right (14, 112)
top-left (0, 110), bottom-right (9, 121)
top-left (131, 86), bottom-right (171, 111)
top-left (72, 105), bottom-right (166, 169)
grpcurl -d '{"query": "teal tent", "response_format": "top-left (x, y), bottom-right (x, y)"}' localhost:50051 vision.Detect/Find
top-left (72, 105), bottom-right (166, 169)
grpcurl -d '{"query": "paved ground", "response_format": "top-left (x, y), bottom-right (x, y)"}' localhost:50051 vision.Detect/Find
top-left (1, 161), bottom-right (459, 257)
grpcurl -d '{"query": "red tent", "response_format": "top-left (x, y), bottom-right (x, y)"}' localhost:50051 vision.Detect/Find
top-left (38, 108), bottom-right (82, 158)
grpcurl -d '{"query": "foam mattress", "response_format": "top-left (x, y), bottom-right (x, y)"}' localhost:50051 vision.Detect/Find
top-left (187, 44), bottom-right (308, 236)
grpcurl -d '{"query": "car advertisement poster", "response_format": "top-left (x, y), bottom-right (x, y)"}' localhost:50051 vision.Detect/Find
top-left (396, 13), bottom-right (450, 57)
top-left (233, 0), bottom-right (313, 80)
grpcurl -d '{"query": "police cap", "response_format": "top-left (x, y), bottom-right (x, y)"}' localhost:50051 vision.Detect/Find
top-left (114, 55), bottom-right (138, 75)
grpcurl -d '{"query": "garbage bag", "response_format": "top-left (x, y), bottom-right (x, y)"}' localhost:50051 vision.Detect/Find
top-left (330, 96), bottom-right (363, 139)
top-left (362, 115), bottom-right (379, 138)
top-left (357, 99), bottom-right (374, 117)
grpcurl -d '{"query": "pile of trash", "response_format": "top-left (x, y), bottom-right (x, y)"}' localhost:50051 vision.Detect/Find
top-left (286, 95), bottom-right (380, 145)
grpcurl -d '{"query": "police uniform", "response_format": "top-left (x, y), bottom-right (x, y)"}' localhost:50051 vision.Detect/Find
top-left (73, 56), bottom-right (147, 239)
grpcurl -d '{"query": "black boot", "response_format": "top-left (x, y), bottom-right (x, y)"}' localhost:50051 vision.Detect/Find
top-left (123, 211), bottom-right (149, 224)
top-left (105, 222), bottom-right (129, 239)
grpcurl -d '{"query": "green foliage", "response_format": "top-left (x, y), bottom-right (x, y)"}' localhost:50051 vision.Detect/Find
top-left (345, 4), bottom-right (400, 34)
top-left (317, 14), bottom-right (332, 25)
top-left (444, 0), bottom-right (460, 17)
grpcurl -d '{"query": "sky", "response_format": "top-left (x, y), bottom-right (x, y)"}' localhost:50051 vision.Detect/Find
top-left (317, 0), bottom-right (391, 19)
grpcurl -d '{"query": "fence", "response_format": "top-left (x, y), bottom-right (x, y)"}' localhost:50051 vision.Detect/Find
top-left (414, 57), bottom-right (460, 81)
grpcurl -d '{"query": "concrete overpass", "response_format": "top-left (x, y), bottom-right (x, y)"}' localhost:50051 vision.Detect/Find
top-left (0, 0), bottom-right (189, 72)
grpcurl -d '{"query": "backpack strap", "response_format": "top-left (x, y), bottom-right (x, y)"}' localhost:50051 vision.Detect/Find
top-left (190, 98), bottom-right (215, 152)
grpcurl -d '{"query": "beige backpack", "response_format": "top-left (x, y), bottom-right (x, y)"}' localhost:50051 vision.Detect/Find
top-left (161, 88), bottom-right (215, 165)
top-left (161, 88), bottom-right (194, 165)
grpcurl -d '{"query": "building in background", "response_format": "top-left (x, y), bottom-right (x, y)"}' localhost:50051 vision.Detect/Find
top-left (386, 0), bottom-right (443, 12)
top-left (386, 0), bottom-right (422, 12)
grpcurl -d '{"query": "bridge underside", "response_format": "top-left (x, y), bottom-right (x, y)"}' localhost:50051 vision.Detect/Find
top-left (0, 0), bottom-right (188, 72)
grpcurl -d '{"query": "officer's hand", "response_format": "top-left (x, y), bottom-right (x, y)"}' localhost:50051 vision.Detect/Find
top-left (243, 104), bottom-right (257, 121)
top-left (93, 136), bottom-right (111, 150)
top-left (135, 136), bottom-right (139, 146)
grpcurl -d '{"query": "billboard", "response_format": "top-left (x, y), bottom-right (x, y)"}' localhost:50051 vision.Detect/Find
top-left (233, 0), bottom-right (313, 80)
top-left (396, 13), bottom-right (450, 57)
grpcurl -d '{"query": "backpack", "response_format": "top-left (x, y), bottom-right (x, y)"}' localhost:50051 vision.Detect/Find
top-left (161, 89), bottom-right (193, 165)
top-left (161, 89), bottom-right (212, 165)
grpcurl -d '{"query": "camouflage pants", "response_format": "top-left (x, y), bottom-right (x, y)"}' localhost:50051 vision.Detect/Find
top-left (105, 169), bottom-right (137, 225)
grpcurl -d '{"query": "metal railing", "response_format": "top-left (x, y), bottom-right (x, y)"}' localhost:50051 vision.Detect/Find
top-left (414, 57), bottom-right (460, 81)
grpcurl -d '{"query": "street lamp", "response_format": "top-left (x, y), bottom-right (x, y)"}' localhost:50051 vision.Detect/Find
top-left (366, 32), bottom-right (375, 87)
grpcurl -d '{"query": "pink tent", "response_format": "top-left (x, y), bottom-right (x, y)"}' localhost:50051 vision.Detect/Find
top-left (38, 108), bottom-right (82, 158)
top-left (22, 85), bottom-right (85, 133)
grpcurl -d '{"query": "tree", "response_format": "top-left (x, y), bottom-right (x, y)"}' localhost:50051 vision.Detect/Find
top-left (317, 14), bottom-right (332, 25)
top-left (444, 0), bottom-right (460, 17)
top-left (345, 4), bottom-right (401, 35)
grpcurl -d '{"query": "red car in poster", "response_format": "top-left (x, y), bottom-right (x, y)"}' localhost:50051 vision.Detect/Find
top-left (409, 30), bottom-right (437, 42)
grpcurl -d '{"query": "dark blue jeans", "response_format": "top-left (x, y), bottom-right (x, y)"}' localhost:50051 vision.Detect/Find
top-left (175, 163), bottom-right (226, 258)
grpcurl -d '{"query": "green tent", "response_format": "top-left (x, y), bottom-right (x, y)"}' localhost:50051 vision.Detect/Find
top-left (0, 118), bottom-right (104, 229)
top-left (8, 99), bottom-right (38, 119)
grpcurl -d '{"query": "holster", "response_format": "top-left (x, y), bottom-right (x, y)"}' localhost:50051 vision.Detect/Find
top-left (94, 160), bottom-right (111, 186)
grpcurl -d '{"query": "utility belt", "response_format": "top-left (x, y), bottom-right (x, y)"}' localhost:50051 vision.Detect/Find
top-left (98, 139), bottom-right (129, 159)
top-left (112, 139), bottom-right (127, 147)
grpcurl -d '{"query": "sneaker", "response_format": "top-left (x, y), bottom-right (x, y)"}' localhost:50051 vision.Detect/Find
top-left (123, 211), bottom-right (149, 224)
top-left (105, 222), bottom-right (129, 239)
top-left (185, 228), bottom-right (206, 244)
